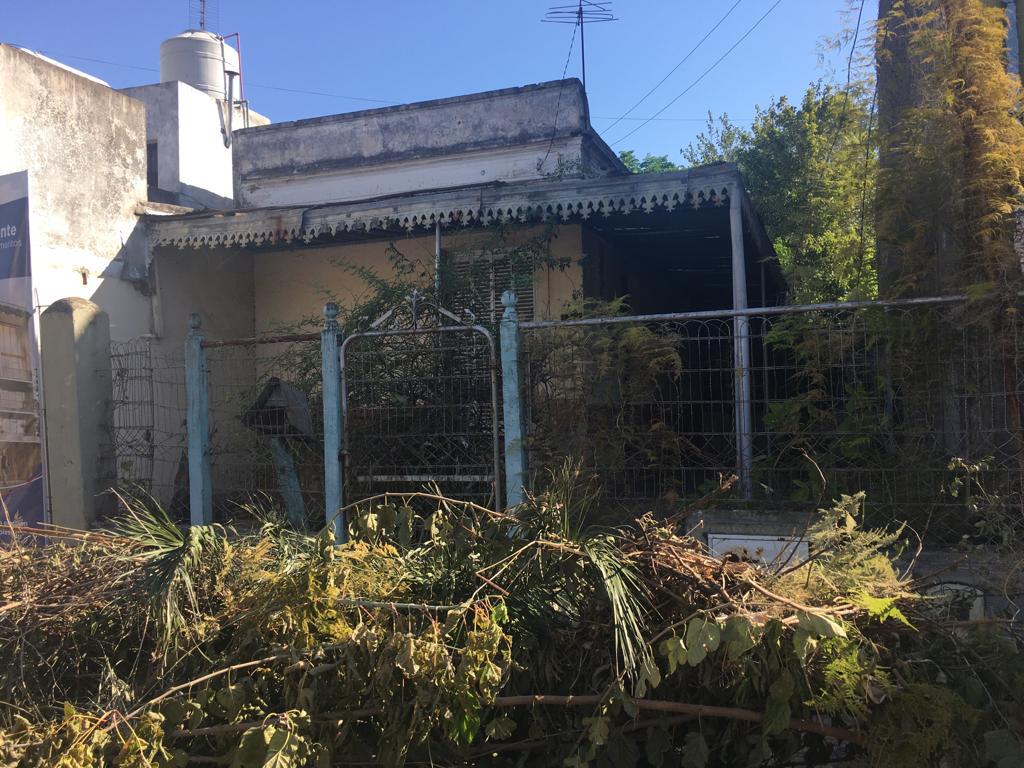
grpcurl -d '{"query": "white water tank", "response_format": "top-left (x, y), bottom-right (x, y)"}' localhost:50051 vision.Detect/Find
top-left (159, 29), bottom-right (239, 100)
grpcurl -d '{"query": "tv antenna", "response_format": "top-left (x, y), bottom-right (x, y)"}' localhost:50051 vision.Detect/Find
top-left (542, 0), bottom-right (617, 92)
top-left (189, 0), bottom-right (219, 31)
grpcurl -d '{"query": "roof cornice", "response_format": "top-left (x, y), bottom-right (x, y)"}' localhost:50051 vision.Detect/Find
top-left (149, 165), bottom-right (744, 250)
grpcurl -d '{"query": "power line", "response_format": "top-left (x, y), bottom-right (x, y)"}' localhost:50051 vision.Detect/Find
top-left (824, 0), bottom-right (867, 162)
top-left (609, 0), bottom-right (784, 147)
top-left (592, 115), bottom-right (754, 123)
top-left (17, 48), bottom-right (400, 106)
top-left (601, 0), bottom-right (743, 134)
top-left (28, 51), bottom-right (159, 74)
top-left (245, 83), bottom-right (397, 106)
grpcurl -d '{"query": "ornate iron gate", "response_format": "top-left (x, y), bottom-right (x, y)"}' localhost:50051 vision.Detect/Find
top-left (340, 294), bottom-right (502, 510)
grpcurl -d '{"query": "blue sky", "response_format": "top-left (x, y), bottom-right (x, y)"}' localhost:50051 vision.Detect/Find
top-left (3, 1), bottom-right (872, 162)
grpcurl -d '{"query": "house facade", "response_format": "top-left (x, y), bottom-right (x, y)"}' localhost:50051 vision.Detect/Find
top-left (145, 79), bottom-right (780, 348)
top-left (1, 32), bottom-right (779, 529)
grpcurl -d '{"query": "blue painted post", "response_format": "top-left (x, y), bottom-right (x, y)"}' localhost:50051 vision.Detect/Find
top-left (321, 303), bottom-right (346, 543)
top-left (185, 313), bottom-right (212, 525)
top-left (500, 291), bottom-right (527, 508)
top-left (268, 438), bottom-right (306, 530)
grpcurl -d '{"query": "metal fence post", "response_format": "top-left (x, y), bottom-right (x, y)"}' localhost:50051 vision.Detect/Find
top-left (729, 186), bottom-right (755, 499)
top-left (500, 291), bottom-right (527, 508)
top-left (321, 303), bottom-right (346, 543)
top-left (185, 313), bottom-right (212, 525)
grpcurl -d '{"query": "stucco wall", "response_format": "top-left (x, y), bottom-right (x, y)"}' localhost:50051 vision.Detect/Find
top-left (121, 81), bottom-right (235, 209)
top-left (233, 79), bottom-right (622, 207)
top-left (0, 45), bottom-right (152, 342)
top-left (121, 82), bottom-right (180, 196)
top-left (150, 246), bottom-right (256, 502)
top-left (238, 138), bottom-right (586, 209)
top-left (251, 224), bottom-right (584, 332)
top-left (39, 298), bottom-right (114, 528)
top-left (153, 246), bottom-right (255, 350)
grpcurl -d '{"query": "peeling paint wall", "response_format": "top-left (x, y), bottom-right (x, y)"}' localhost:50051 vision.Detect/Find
top-left (233, 80), bottom-right (625, 208)
top-left (237, 138), bottom-right (588, 209)
top-left (249, 224), bottom-right (584, 333)
top-left (150, 246), bottom-right (256, 499)
top-left (0, 45), bottom-right (152, 341)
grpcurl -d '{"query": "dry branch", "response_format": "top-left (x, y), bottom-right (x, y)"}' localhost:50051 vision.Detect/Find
top-left (491, 695), bottom-right (863, 745)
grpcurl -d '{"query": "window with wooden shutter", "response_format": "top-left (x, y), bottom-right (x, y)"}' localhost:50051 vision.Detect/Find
top-left (445, 250), bottom-right (535, 324)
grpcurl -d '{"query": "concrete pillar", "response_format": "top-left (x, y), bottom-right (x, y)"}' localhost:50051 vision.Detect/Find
top-left (40, 298), bottom-right (115, 528)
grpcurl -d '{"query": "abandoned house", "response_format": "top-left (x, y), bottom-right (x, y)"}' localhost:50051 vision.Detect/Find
top-left (2, 29), bottom-right (782, 528)
top-left (142, 79), bottom-right (783, 517)
top-left (4, 21), bottom-right (1020, 617)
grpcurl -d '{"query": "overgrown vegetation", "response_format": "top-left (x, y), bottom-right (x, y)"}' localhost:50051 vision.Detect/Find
top-left (621, 78), bottom-right (877, 304)
top-left (610, 0), bottom-right (1024, 541)
top-left (877, 0), bottom-right (1024, 303)
top-left (683, 81), bottom-right (878, 304)
top-left (1, 473), bottom-right (1022, 766)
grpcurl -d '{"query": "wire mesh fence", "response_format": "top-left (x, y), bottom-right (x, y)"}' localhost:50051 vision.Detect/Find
top-left (520, 298), bottom-right (1024, 545)
top-left (109, 338), bottom-right (188, 514)
top-left (110, 335), bottom-right (325, 525)
top-left (202, 338), bottom-right (325, 526)
top-left (109, 295), bottom-right (1023, 547)
top-left (342, 324), bottom-right (500, 510)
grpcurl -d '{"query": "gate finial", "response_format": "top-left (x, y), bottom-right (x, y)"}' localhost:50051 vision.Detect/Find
top-left (323, 302), bottom-right (339, 328)
top-left (501, 290), bottom-right (518, 321)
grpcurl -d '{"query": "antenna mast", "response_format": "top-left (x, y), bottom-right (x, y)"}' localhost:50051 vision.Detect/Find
top-left (189, 0), bottom-right (219, 31)
top-left (542, 0), bottom-right (617, 92)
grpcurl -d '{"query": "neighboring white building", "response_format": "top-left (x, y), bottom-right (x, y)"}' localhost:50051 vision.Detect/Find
top-left (122, 30), bottom-right (269, 210)
top-left (0, 32), bottom-right (264, 339)
top-left (0, 30), bottom-right (264, 524)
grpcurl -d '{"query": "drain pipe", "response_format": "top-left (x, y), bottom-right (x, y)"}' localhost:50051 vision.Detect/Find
top-left (220, 36), bottom-right (239, 148)
top-left (222, 71), bottom-right (236, 148)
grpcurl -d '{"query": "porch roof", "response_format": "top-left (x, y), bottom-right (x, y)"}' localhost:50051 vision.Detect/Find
top-left (146, 163), bottom-right (775, 263)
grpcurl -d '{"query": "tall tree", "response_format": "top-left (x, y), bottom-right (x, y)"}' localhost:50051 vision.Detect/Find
top-left (682, 84), bottom-right (878, 303)
top-left (618, 150), bottom-right (679, 174)
top-left (876, 0), bottom-right (1024, 301)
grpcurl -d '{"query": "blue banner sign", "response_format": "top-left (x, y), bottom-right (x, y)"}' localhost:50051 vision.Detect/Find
top-left (0, 171), bottom-right (43, 525)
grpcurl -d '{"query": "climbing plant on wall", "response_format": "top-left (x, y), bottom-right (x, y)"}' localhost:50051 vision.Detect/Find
top-left (877, 0), bottom-right (1024, 303)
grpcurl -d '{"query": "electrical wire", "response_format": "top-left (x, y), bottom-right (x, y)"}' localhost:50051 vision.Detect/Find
top-left (592, 115), bottom-right (753, 123)
top-left (18, 48), bottom-right (401, 106)
top-left (824, 0), bottom-right (867, 162)
top-left (601, 0), bottom-right (743, 134)
top-left (539, 19), bottom-right (581, 171)
top-left (244, 83), bottom-right (397, 105)
top-left (609, 0), bottom-right (784, 147)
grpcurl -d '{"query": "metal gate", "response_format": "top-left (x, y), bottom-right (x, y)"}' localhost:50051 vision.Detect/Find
top-left (340, 293), bottom-right (502, 509)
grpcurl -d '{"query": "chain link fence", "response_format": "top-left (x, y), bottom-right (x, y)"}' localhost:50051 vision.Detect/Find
top-left (520, 298), bottom-right (1024, 545)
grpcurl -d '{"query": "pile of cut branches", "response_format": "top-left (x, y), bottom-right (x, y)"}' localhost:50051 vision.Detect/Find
top-left (0, 466), bottom-right (1021, 767)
